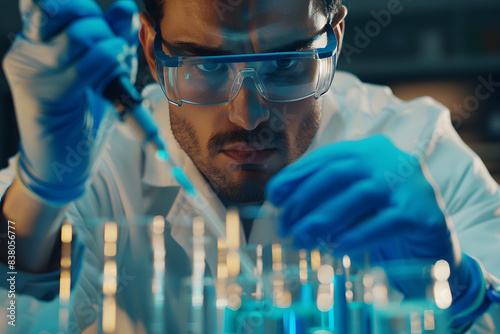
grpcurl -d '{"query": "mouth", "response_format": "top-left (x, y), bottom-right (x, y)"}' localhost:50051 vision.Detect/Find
top-left (220, 143), bottom-right (277, 164)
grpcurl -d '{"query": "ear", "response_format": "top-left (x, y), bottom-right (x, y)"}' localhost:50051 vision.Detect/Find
top-left (139, 12), bottom-right (158, 82)
top-left (331, 5), bottom-right (348, 54)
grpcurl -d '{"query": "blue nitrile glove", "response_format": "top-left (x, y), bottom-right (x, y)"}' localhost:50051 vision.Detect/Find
top-left (266, 135), bottom-right (490, 325)
top-left (2, 0), bottom-right (140, 204)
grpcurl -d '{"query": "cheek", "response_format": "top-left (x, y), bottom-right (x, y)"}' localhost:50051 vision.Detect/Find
top-left (192, 117), bottom-right (213, 146)
top-left (271, 99), bottom-right (321, 141)
top-left (174, 105), bottom-right (226, 149)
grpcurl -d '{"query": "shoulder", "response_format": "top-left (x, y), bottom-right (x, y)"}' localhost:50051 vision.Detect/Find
top-left (330, 71), bottom-right (449, 125)
top-left (320, 71), bottom-right (452, 154)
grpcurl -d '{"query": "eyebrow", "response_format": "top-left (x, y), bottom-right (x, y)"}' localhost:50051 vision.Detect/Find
top-left (163, 26), bottom-right (327, 57)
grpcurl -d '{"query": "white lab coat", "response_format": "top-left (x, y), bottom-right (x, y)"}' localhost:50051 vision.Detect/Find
top-left (0, 71), bottom-right (499, 333)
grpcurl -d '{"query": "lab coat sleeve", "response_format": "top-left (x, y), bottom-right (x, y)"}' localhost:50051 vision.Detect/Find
top-left (397, 100), bottom-right (500, 333)
top-left (0, 155), bottom-right (88, 333)
top-left (356, 81), bottom-right (500, 332)
top-left (321, 74), bottom-right (500, 332)
top-left (0, 91), bottom-right (153, 333)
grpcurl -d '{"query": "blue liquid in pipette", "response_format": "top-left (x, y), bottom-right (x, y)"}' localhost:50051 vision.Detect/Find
top-left (172, 167), bottom-right (196, 196)
top-left (155, 149), bottom-right (169, 161)
top-left (154, 149), bottom-right (196, 196)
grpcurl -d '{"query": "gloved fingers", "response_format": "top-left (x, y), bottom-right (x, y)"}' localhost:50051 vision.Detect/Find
top-left (5, 17), bottom-right (116, 72)
top-left (274, 135), bottom-right (400, 189)
top-left (277, 158), bottom-right (366, 235)
top-left (266, 136), bottom-right (398, 206)
top-left (266, 149), bottom-right (355, 206)
top-left (105, 0), bottom-right (140, 47)
top-left (286, 178), bottom-right (390, 246)
top-left (5, 35), bottom-right (132, 121)
top-left (69, 37), bottom-right (131, 97)
top-left (22, 36), bottom-right (131, 107)
top-left (20, 0), bottom-right (103, 43)
top-left (269, 138), bottom-right (380, 189)
top-left (332, 207), bottom-right (412, 254)
top-left (65, 17), bottom-right (117, 66)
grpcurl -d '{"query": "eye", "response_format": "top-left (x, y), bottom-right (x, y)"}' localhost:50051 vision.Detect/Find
top-left (195, 62), bottom-right (226, 72)
top-left (275, 59), bottom-right (298, 69)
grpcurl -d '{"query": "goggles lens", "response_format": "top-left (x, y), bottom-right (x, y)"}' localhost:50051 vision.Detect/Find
top-left (154, 26), bottom-right (337, 106)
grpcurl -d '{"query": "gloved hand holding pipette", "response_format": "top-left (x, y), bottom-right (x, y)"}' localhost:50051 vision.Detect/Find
top-left (266, 135), bottom-right (495, 329)
top-left (3, 0), bottom-right (140, 204)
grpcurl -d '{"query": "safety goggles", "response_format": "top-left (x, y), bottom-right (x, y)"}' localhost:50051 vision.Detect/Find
top-left (154, 25), bottom-right (338, 107)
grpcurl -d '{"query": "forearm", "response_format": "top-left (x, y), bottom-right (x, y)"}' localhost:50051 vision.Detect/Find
top-left (0, 176), bottom-right (68, 273)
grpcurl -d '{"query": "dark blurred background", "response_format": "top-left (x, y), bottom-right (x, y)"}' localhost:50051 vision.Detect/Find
top-left (1, 0), bottom-right (499, 182)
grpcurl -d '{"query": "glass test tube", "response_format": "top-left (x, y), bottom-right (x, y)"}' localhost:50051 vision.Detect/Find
top-left (102, 222), bottom-right (118, 333)
top-left (370, 260), bottom-right (452, 334)
top-left (345, 254), bottom-right (372, 334)
top-left (58, 221), bottom-right (72, 333)
top-left (256, 244), bottom-right (263, 301)
top-left (190, 217), bottom-right (205, 334)
top-left (272, 243), bottom-right (292, 308)
top-left (226, 209), bottom-right (241, 279)
top-left (151, 216), bottom-right (166, 334)
top-left (216, 238), bottom-right (228, 332)
top-left (226, 209), bottom-right (243, 312)
top-left (317, 257), bottom-right (334, 332)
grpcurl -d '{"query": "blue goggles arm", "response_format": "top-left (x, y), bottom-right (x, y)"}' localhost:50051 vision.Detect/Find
top-left (154, 25), bottom-right (337, 67)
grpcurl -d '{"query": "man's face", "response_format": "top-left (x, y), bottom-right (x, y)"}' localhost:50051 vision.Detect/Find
top-left (155, 0), bottom-right (330, 203)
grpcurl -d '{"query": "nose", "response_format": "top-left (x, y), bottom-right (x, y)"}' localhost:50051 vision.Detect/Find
top-left (228, 77), bottom-right (270, 130)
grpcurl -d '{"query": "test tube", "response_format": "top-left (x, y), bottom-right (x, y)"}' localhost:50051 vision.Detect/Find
top-left (191, 217), bottom-right (205, 334)
top-left (192, 217), bottom-right (205, 306)
top-left (299, 249), bottom-right (308, 284)
top-left (333, 256), bottom-right (347, 334)
top-left (298, 249), bottom-right (314, 307)
top-left (344, 255), bottom-right (353, 303)
top-left (216, 238), bottom-right (228, 306)
top-left (344, 254), bottom-right (372, 334)
top-left (311, 249), bottom-right (322, 272)
top-left (58, 221), bottom-right (72, 333)
top-left (410, 312), bottom-right (423, 333)
top-left (226, 209), bottom-right (244, 313)
top-left (272, 244), bottom-right (291, 308)
top-left (216, 238), bottom-right (228, 332)
top-left (151, 216), bottom-right (166, 334)
top-left (317, 273), bottom-right (334, 309)
top-left (102, 222), bottom-right (118, 334)
top-left (256, 244), bottom-right (263, 301)
top-left (226, 209), bottom-right (240, 278)
top-left (317, 262), bottom-right (335, 332)
top-left (424, 310), bottom-right (436, 331)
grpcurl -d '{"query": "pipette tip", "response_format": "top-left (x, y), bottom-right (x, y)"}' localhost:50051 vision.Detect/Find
top-left (155, 149), bottom-right (169, 161)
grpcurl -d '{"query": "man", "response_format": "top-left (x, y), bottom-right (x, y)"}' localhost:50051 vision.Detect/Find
top-left (0, 0), bottom-right (499, 332)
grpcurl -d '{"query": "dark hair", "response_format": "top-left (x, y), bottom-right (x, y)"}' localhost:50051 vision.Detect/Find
top-left (143, 0), bottom-right (343, 26)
